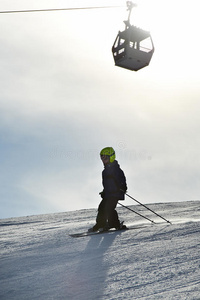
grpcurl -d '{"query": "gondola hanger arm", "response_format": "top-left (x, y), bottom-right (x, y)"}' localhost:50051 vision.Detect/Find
top-left (125, 1), bottom-right (137, 28)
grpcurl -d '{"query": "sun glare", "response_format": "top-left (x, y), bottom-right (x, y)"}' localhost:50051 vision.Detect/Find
top-left (126, 0), bottom-right (200, 78)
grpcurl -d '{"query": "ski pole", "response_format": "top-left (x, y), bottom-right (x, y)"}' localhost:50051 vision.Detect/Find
top-left (124, 192), bottom-right (172, 224)
top-left (118, 202), bottom-right (155, 224)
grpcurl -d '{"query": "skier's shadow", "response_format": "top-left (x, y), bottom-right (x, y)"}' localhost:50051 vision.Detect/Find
top-left (71, 231), bottom-right (120, 300)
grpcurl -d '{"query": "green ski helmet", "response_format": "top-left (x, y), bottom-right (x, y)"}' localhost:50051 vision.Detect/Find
top-left (100, 147), bottom-right (116, 163)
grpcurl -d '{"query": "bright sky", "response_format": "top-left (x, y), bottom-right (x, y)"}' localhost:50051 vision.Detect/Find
top-left (0, 0), bottom-right (200, 218)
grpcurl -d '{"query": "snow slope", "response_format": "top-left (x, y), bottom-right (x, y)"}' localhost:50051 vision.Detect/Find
top-left (1, 201), bottom-right (200, 300)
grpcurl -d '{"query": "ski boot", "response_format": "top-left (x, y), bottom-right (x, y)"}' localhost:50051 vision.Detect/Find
top-left (116, 221), bottom-right (128, 231)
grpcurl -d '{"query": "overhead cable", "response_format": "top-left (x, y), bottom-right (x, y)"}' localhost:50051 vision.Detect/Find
top-left (0, 6), bottom-right (124, 14)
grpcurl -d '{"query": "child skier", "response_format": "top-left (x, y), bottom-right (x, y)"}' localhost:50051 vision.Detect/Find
top-left (88, 147), bottom-right (127, 232)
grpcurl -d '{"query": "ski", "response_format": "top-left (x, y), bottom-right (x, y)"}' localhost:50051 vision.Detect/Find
top-left (69, 224), bottom-right (150, 238)
top-left (69, 227), bottom-right (129, 238)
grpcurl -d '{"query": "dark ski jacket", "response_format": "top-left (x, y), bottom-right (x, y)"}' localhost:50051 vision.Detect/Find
top-left (101, 160), bottom-right (127, 200)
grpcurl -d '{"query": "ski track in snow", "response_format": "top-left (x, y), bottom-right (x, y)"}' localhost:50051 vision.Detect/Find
top-left (0, 201), bottom-right (200, 300)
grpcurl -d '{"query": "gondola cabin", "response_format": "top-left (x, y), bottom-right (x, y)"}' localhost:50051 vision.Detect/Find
top-left (112, 2), bottom-right (154, 71)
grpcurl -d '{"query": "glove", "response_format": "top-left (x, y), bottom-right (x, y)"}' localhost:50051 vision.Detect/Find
top-left (99, 191), bottom-right (105, 198)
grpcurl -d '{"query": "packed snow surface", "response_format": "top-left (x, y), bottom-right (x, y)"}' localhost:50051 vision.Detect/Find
top-left (1, 201), bottom-right (200, 300)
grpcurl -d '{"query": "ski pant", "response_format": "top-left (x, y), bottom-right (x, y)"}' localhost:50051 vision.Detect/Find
top-left (94, 198), bottom-right (120, 230)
